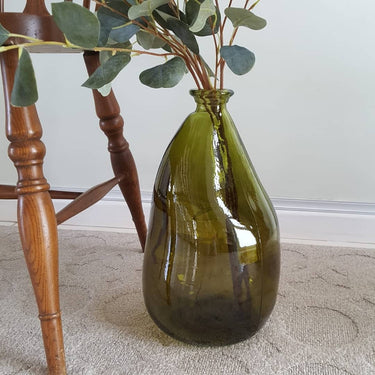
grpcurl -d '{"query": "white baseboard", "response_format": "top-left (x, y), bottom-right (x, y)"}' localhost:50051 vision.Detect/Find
top-left (1, 190), bottom-right (374, 247)
top-left (272, 198), bottom-right (375, 246)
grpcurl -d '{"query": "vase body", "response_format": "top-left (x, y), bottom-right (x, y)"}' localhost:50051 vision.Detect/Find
top-left (143, 90), bottom-right (280, 346)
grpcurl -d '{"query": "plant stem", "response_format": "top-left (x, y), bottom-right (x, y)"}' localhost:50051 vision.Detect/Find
top-left (159, 27), bottom-right (208, 89)
top-left (229, 0), bottom-right (255, 46)
top-left (185, 61), bottom-right (202, 89)
top-left (0, 41), bottom-right (67, 52)
top-left (221, 0), bottom-right (233, 31)
top-left (211, 23), bottom-right (219, 90)
top-left (196, 55), bottom-right (213, 89)
top-left (214, 0), bottom-right (225, 89)
top-left (217, 0), bottom-right (256, 86)
top-left (249, 0), bottom-right (262, 10)
top-left (97, 46), bottom-right (173, 57)
top-left (8, 33), bottom-right (45, 43)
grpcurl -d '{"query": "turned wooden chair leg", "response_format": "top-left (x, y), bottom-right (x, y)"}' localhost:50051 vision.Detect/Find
top-left (83, 51), bottom-right (147, 250)
top-left (1, 49), bottom-right (66, 375)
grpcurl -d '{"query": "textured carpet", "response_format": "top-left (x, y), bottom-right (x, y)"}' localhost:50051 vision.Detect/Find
top-left (0, 224), bottom-right (374, 375)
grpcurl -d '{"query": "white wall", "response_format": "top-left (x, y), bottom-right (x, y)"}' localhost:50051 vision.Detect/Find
top-left (1, 1), bottom-right (375, 220)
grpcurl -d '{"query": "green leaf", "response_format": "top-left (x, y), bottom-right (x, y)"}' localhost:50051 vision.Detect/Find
top-left (128, 0), bottom-right (170, 20)
top-left (97, 0), bottom-right (131, 45)
top-left (185, 0), bottom-right (220, 36)
top-left (98, 26), bottom-right (111, 47)
top-left (82, 52), bottom-right (131, 89)
top-left (137, 31), bottom-right (166, 50)
top-left (97, 0), bottom-right (130, 28)
top-left (99, 50), bottom-right (113, 65)
top-left (162, 44), bottom-right (173, 53)
top-left (220, 45), bottom-right (255, 75)
top-left (153, 3), bottom-right (186, 27)
top-left (153, 11), bottom-right (171, 30)
top-left (105, 41), bottom-right (133, 50)
top-left (52, 2), bottom-right (100, 48)
top-left (0, 23), bottom-right (10, 46)
top-left (103, 0), bottom-right (131, 18)
top-left (189, 0), bottom-right (216, 33)
top-left (11, 49), bottom-right (38, 107)
top-left (97, 1), bottom-right (140, 45)
top-left (224, 7), bottom-right (267, 30)
top-left (98, 82), bottom-right (112, 97)
top-left (99, 41), bottom-right (131, 64)
top-left (166, 18), bottom-right (199, 54)
top-left (139, 57), bottom-right (186, 88)
top-left (109, 23), bottom-right (140, 43)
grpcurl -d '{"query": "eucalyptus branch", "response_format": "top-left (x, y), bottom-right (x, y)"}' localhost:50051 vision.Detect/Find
top-left (161, 30), bottom-right (203, 88)
top-left (185, 50), bottom-right (207, 88)
top-left (0, 0), bottom-right (267, 106)
top-left (91, 0), bottom-right (124, 17)
top-left (228, 0), bottom-right (251, 46)
top-left (212, 31), bottom-right (219, 90)
top-left (249, 0), bottom-right (262, 11)
top-left (0, 41), bottom-right (68, 53)
top-left (184, 58), bottom-right (202, 89)
top-left (196, 55), bottom-right (213, 89)
top-left (221, 0), bottom-right (233, 32)
top-left (8, 33), bottom-right (46, 43)
top-left (154, 27), bottom-right (207, 87)
top-left (213, 0), bottom-right (226, 89)
top-left (97, 46), bottom-right (174, 57)
top-left (191, 54), bottom-right (208, 88)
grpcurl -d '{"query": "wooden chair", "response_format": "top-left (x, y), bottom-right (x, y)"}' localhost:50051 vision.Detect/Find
top-left (0, 1), bottom-right (147, 373)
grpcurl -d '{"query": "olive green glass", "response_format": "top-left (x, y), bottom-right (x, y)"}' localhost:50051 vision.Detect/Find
top-left (143, 90), bottom-right (280, 346)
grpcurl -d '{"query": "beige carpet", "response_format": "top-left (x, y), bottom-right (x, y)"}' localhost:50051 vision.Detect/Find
top-left (0, 224), bottom-right (374, 375)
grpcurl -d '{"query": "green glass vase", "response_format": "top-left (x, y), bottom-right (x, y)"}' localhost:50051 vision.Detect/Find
top-left (143, 89), bottom-right (280, 346)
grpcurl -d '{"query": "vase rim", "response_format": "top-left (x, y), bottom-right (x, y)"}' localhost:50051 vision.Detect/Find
top-left (190, 89), bottom-right (234, 97)
top-left (190, 89), bottom-right (234, 105)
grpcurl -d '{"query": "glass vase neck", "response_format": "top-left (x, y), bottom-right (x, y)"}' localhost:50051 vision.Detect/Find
top-left (190, 89), bottom-right (234, 112)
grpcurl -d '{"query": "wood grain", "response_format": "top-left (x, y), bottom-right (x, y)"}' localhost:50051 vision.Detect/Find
top-left (1, 48), bottom-right (66, 375)
top-left (84, 51), bottom-right (147, 250)
top-left (0, 184), bottom-right (82, 199)
top-left (56, 175), bottom-right (123, 225)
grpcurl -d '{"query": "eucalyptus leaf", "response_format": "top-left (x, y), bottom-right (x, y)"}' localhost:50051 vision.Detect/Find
top-left (52, 2), bottom-right (99, 48)
top-left (10, 49), bottom-right (38, 107)
top-left (82, 52), bottom-right (131, 89)
top-left (153, 12), bottom-right (170, 30)
top-left (166, 18), bottom-right (199, 54)
top-left (189, 0), bottom-right (216, 33)
top-left (137, 31), bottom-right (166, 50)
top-left (153, 3), bottom-right (186, 29)
top-left (224, 7), bottom-right (267, 30)
top-left (97, 0), bottom-right (129, 29)
top-left (0, 23), bottom-right (10, 46)
top-left (220, 45), bottom-right (255, 75)
top-left (99, 50), bottom-right (113, 65)
top-left (98, 82), bottom-right (112, 97)
top-left (109, 23), bottom-right (140, 43)
top-left (153, 9), bottom-right (177, 30)
top-left (97, 0), bottom-right (130, 45)
top-left (107, 41), bottom-right (133, 49)
top-left (128, 0), bottom-right (170, 20)
top-left (185, 0), bottom-right (220, 36)
top-left (100, 41), bottom-right (131, 64)
top-left (102, 0), bottom-right (131, 18)
top-left (162, 44), bottom-right (173, 53)
top-left (98, 26), bottom-right (111, 47)
top-left (139, 57), bottom-right (186, 88)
